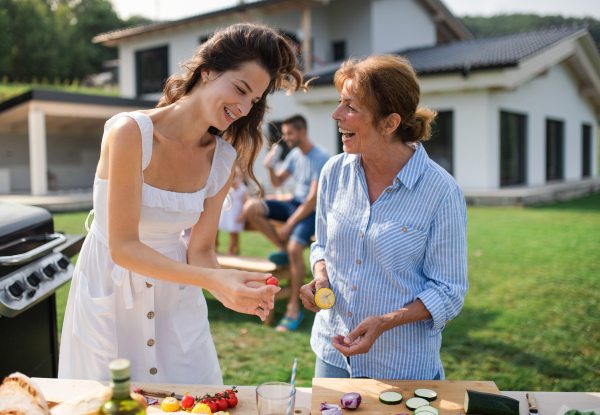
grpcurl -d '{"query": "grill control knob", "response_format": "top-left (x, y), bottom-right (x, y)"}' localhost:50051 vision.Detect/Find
top-left (26, 271), bottom-right (42, 289)
top-left (42, 264), bottom-right (58, 280)
top-left (27, 290), bottom-right (36, 298)
top-left (7, 281), bottom-right (25, 300)
top-left (57, 256), bottom-right (71, 271)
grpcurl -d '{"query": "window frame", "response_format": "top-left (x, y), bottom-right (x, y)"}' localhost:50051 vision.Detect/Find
top-left (135, 45), bottom-right (169, 96)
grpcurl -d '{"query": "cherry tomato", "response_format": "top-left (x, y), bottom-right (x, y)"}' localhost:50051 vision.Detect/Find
top-left (266, 276), bottom-right (279, 286)
top-left (201, 398), bottom-right (217, 413)
top-left (181, 395), bottom-right (194, 409)
top-left (216, 397), bottom-right (228, 411)
top-left (226, 393), bottom-right (238, 408)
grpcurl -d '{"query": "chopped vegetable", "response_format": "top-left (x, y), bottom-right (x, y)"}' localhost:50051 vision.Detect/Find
top-left (160, 397), bottom-right (180, 412)
top-left (464, 390), bottom-right (519, 415)
top-left (415, 405), bottom-right (440, 415)
top-left (321, 402), bottom-right (343, 415)
top-left (191, 402), bottom-right (213, 414)
top-left (340, 392), bottom-right (362, 409)
top-left (414, 388), bottom-right (438, 402)
top-left (406, 397), bottom-right (430, 410)
top-left (379, 391), bottom-right (403, 405)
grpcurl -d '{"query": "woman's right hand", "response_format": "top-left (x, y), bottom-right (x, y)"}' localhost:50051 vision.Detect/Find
top-left (209, 269), bottom-right (280, 321)
top-left (300, 261), bottom-right (330, 313)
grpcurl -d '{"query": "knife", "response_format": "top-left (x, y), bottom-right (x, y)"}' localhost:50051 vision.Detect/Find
top-left (139, 388), bottom-right (185, 400)
top-left (526, 392), bottom-right (539, 415)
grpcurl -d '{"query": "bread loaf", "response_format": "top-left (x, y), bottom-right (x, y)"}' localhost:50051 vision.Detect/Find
top-left (50, 386), bottom-right (112, 415)
top-left (0, 372), bottom-right (50, 415)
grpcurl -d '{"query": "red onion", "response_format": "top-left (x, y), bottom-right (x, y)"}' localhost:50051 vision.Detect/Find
top-left (340, 392), bottom-right (362, 409)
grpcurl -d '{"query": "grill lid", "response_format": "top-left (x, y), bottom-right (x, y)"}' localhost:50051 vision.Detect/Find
top-left (0, 204), bottom-right (52, 237)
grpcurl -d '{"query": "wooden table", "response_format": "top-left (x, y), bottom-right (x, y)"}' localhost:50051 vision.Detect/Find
top-left (32, 378), bottom-right (600, 414)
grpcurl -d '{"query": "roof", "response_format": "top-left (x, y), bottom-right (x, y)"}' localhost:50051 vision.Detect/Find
top-left (93, 0), bottom-right (471, 46)
top-left (309, 26), bottom-right (589, 85)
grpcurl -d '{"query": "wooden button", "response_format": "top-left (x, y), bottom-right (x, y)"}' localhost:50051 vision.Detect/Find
top-left (147, 311), bottom-right (155, 319)
top-left (359, 233), bottom-right (364, 237)
top-left (348, 312), bottom-right (352, 317)
top-left (147, 339), bottom-right (155, 347)
top-left (352, 286), bottom-right (357, 291)
top-left (402, 227), bottom-right (408, 232)
top-left (150, 368), bottom-right (157, 375)
top-left (146, 282), bottom-right (153, 288)
top-left (356, 259), bottom-right (361, 264)
top-left (395, 178), bottom-right (400, 183)
top-left (386, 189), bottom-right (391, 193)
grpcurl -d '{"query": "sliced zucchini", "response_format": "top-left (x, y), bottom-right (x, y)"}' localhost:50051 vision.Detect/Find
top-left (379, 391), bottom-right (403, 405)
top-left (415, 406), bottom-right (440, 415)
top-left (464, 390), bottom-right (520, 415)
top-left (406, 397), bottom-right (430, 410)
top-left (414, 388), bottom-right (438, 402)
top-left (415, 411), bottom-right (438, 415)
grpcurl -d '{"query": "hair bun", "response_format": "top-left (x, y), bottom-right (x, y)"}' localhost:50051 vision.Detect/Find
top-left (401, 107), bottom-right (437, 142)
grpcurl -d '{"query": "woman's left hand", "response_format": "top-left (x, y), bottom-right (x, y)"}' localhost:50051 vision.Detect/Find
top-left (332, 316), bottom-right (389, 357)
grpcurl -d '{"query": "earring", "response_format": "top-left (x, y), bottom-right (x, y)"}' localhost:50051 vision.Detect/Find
top-left (203, 77), bottom-right (208, 83)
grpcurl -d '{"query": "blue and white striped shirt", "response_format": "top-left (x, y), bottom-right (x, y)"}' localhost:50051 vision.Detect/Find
top-left (310, 144), bottom-right (468, 380)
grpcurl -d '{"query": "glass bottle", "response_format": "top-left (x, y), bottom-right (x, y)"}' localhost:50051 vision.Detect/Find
top-left (98, 359), bottom-right (146, 415)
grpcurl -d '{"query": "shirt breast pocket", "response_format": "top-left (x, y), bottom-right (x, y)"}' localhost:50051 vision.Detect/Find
top-left (375, 223), bottom-right (428, 273)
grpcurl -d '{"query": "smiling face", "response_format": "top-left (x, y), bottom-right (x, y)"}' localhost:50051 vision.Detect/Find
top-left (332, 79), bottom-right (379, 155)
top-left (201, 60), bottom-right (271, 131)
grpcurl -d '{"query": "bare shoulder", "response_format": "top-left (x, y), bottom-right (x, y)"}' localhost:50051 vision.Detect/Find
top-left (105, 116), bottom-right (142, 151)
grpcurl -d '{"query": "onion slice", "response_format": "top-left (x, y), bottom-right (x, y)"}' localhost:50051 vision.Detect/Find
top-left (340, 392), bottom-right (362, 409)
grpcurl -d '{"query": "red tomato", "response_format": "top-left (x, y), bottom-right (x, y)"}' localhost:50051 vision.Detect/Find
top-left (226, 393), bottom-right (238, 408)
top-left (266, 276), bottom-right (279, 286)
top-left (216, 397), bottom-right (228, 411)
top-left (181, 395), bottom-right (194, 409)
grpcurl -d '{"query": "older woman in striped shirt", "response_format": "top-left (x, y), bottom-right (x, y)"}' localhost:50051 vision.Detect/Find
top-left (300, 55), bottom-right (468, 380)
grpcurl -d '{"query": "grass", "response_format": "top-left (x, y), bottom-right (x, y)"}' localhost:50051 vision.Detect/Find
top-left (52, 194), bottom-right (600, 390)
top-left (0, 83), bottom-right (119, 103)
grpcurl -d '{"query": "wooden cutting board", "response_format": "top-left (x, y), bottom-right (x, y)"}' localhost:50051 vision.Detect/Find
top-left (312, 378), bottom-right (501, 415)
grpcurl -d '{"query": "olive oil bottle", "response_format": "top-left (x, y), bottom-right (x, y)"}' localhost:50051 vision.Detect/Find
top-left (98, 359), bottom-right (146, 415)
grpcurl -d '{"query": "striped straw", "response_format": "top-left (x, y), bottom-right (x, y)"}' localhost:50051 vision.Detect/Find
top-left (286, 358), bottom-right (297, 415)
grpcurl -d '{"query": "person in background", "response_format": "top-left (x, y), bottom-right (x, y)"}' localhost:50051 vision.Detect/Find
top-left (218, 165), bottom-right (248, 255)
top-left (300, 55), bottom-right (468, 379)
top-left (241, 115), bottom-right (330, 332)
top-left (58, 23), bottom-right (305, 384)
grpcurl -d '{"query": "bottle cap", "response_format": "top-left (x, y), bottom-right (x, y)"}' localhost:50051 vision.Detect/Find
top-left (109, 359), bottom-right (131, 381)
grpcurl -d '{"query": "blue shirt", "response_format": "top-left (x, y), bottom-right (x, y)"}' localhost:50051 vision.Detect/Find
top-left (309, 144), bottom-right (468, 380)
top-left (280, 146), bottom-right (330, 202)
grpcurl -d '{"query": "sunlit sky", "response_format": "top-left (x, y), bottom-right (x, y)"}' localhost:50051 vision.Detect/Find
top-left (110, 0), bottom-right (600, 22)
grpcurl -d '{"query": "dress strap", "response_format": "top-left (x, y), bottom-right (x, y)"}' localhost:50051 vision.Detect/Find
top-left (102, 112), bottom-right (154, 172)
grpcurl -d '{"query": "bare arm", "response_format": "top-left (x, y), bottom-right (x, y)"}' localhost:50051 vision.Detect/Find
top-left (104, 119), bottom-right (277, 312)
top-left (267, 165), bottom-right (292, 188)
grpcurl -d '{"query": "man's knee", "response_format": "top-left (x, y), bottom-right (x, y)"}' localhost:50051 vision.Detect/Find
top-left (243, 199), bottom-right (265, 220)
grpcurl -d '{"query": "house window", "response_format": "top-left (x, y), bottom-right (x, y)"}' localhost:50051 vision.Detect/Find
top-left (546, 119), bottom-right (564, 181)
top-left (199, 35), bottom-right (210, 44)
top-left (582, 124), bottom-right (592, 178)
top-left (135, 45), bottom-right (169, 96)
top-left (500, 111), bottom-right (527, 187)
top-left (332, 40), bottom-right (346, 62)
top-left (424, 111), bottom-right (453, 175)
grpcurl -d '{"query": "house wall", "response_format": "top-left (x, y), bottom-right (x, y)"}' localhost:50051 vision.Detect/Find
top-left (371, 0), bottom-right (437, 54)
top-left (491, 62), bottom-right (598, 185)
top-left (0, 133), bottom-right (100, 193)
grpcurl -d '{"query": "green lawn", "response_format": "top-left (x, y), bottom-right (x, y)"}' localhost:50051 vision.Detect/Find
top-left (52, 194), bottom-right (600, 391)
top-left (0, 83), bottom-right (119, 102)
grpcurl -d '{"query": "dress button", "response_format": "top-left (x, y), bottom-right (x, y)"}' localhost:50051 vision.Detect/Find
top-left (352, 286), bottom-right (357, 291)
top-left (402, 227), bottom-right (408, 232)
top-left (348, 312), bottom-right (352, 317)
top-left (386, 189), bottom-right (391, 193)
top-left (359, 233), bottom-right (363, 237)
top-left (356, 259), bottom-right (361, 264)
top-left (147, 339), bottom-right (155, 347)
top-left (150, 367), bottom-right (157, 375)
top-left (147, 311), bottom-right (155, 319)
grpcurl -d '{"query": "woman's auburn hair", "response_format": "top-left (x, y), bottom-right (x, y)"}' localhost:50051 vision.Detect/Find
top-left (157, 23), bottom-right (306, 195)
top-left (334, 54), bottom-right (437, 143)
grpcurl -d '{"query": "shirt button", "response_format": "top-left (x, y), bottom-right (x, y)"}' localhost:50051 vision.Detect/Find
top-left (386, 189), bottom-right (391, 193)
top-left (147, 311), bottom-right (155, 319)
top-left (402, 227), bottom-right (408, 232)
top-left (146, 282), bottom-right (153, 288)
top-left (359, 232), bottom-right (363, 237)
top-left (396, 178), bottom-right (400, 183)
top-left (150, 368), bottom-right (157, 375)
top-left (352, 286), bottom-right (357, 290)
top-left (147, 339), bottom-right (155, 347)
top-left (348, 312), bottom-right (352, 317)
top-left (356, 259), bottom-right (361, 264)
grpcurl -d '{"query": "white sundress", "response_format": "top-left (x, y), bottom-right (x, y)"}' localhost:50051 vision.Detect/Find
top-left (58, 111), bottom-right (236, 384)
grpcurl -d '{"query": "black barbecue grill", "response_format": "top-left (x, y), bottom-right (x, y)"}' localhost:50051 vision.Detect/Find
top-left (0, 203), bottom-right (84, 378)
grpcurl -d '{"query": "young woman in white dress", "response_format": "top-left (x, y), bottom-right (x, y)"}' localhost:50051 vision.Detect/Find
top-left (58, 23), bottom-right (305, 384)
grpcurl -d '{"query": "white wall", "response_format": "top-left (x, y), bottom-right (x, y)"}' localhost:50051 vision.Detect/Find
top-left (371, 0), bottom-right (437, 54)
top-left (491, 62), bottom-right (598, 185)
top-left (327, 0), bottom-right (372, 60)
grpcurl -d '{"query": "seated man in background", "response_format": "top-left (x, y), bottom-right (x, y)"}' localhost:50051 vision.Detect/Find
top-left (242, 114), bottom-right (330, 332)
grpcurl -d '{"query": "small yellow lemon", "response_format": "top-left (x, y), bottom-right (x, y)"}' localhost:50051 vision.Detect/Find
top-left (314, 287), bottom-right (335, 309)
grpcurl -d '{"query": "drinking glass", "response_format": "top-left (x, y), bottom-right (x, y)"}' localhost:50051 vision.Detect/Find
top-left (256, 381), bottom-right (296, 415)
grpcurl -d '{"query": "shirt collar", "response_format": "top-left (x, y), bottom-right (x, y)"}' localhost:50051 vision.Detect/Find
top-left (395, 143), bottom-right (429, 190)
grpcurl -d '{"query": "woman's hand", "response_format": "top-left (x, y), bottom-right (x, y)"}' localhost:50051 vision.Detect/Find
top-left (208, 269), bottom-right (280, 321)
top-left (300, 260), bottom-right (330, 312)
top-left (332, 316), bottom-right (389, 357)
